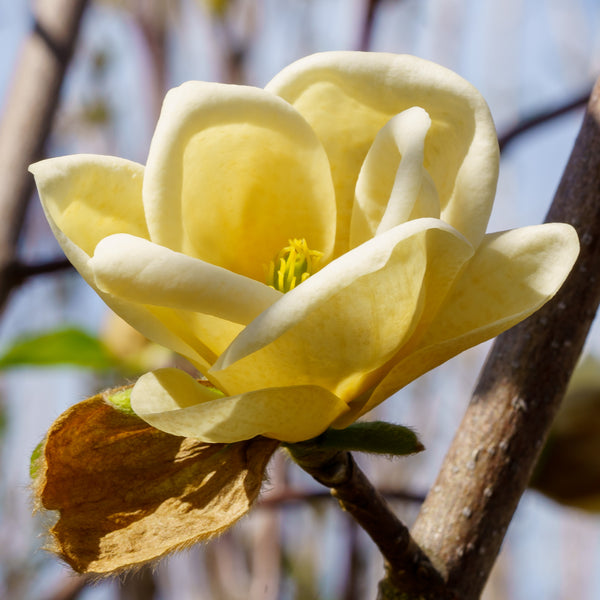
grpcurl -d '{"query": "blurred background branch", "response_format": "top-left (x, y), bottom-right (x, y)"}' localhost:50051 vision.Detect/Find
top-left (0, 0), bottom-right (88, 311)
top-left (498, 89), bottom-right (591, 153)
top-left (359, 0), bottom-right (383, 51)
top-left (41, 574), bottom-right (87, 600)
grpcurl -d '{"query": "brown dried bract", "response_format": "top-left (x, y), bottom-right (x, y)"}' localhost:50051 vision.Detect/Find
top-left (32, 392), bottom-right (279, 574)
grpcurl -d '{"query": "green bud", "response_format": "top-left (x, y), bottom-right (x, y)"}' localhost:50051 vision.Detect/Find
top-left (105, 387), bottom-right (135, 415)
top-left (290, 421), bottom-right (425, 457)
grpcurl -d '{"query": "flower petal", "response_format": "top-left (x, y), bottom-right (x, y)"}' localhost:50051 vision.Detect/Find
top-left (29, 155), bottom-right (149, 257)
top-left (351, 107), bottom-right (440, 246)
top-left (211, 218), bottom-right (473, 402)
top-left (143, 81), bottom-right (336, 280)
top-left (131, 368), bottom-right (349, 443)
top-left (267, 52), bottom-right (499, 252)
top-left (29, 155), bottom-right (233, 371)
top-left (355, 223), bottom-right (580, 417)
top-left (90, 234), bottom-right (281, 325)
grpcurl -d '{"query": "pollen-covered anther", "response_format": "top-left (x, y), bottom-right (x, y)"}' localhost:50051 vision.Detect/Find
top-left (266, 238), bottom-right (323, 293)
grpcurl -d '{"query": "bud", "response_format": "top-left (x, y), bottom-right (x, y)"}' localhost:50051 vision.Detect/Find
top-left (531, 355), bottom-right (600, 512)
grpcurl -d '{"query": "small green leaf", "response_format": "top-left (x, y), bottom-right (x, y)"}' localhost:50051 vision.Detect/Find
top-left (105, 387), bottom-right (135, 415)
top-left (298, 421), bottom-right (425, 457)
top-left (30, 440), bottom-right (45, 479)
top-left (0, 404), bottom-right (6, 437)
top-left (0, 328), bottom-right (117, 370)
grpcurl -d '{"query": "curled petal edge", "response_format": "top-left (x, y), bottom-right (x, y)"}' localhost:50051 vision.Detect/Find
top-left (90, 234), bottom-right (282, 325)
top-left (348, 222), bottom-right (580, 420)
top-left (131, 368), bottom-right (349, 443)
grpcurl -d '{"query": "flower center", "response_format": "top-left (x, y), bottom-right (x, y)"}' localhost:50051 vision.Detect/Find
top-left (266, 238), bottom-right (322, 293)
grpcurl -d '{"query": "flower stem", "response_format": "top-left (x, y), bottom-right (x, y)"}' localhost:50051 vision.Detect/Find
top-left (285, 443), bottom-right (451, 598)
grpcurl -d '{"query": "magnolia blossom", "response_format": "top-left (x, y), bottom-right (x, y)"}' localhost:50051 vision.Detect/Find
top-left (30, 52), bottom-right (578, 444)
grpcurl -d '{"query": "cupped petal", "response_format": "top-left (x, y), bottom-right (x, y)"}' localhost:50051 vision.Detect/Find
top-left (353, 223), bottom-right (580, 418)
top-left (143, 81), bottom-right (336, 281)
top-left (29, 156), bottom-right (240, 372)
top-left (30, 154), bottom-right (149, 258)
top-left (90, 234), bottom-right (282, 325)
top-left (267, 52), bottom-right (499, 252)
top-left (351, 107), bottom-right (440, 246)
top-left (211, 218), bottom-right (474, 402)
top-left (131, 368), bottom-right (349, 443)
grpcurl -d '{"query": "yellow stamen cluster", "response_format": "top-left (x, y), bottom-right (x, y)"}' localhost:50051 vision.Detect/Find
top-left (266, 238), bottom-right (323, 293)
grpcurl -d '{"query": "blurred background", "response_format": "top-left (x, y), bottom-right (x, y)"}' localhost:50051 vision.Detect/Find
top-left (1, 1), bottom-right (599, 599)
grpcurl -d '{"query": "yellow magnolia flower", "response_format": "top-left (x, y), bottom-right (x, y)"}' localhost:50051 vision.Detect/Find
top-left (30, 52), bottom-right (578, 445)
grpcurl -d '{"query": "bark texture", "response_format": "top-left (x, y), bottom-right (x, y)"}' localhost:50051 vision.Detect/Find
top-left (406, 76), bottom-right (600, 599)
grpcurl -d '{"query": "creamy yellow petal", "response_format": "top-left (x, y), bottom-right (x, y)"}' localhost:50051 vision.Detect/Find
top-left (143, 81), bottom-right (336, 280)
top-left (355, 223), bottom-right (580, 417)
top-left (351, 107), bottom-right (440, 246)
top-left (90, 234), bottom-right (281, 325)
top-left (211, 218), bottom-right (473, 402)
top-left (29, 155), bottom-right (235, 371)
top-left (29, 155), bottom-right (149, 256)
top-left (131, 368), bottom-right (349, 443)
top-left (267, 52), bottom-right (499, 253)
top-left (144, 308), bottom-right (244, 372)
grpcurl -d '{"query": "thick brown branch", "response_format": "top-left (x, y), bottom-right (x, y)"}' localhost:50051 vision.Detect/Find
top-left (287, 444), bottom-right (451, 598)
top-left (407, 77), bottom-right (600, 599)
top-left (0, 0), bottom-right (88, 310)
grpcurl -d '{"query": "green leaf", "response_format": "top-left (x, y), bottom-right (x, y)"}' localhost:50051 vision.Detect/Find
top-left (0, 328), bottom-right (117, 370)
top-left (298, 421), bottom-right (425, 457)
top-left (105, 387), bottom-right (135, 415)
top-left (0, 404), bottom-right (6, 438)
top-left (30, 440), bottom-right (44, 479)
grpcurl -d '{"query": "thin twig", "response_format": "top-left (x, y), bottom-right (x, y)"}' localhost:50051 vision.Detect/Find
top-left (498, 89), bottom-right (591, 152)
top-left (41, 574), bottom-right (88, 600)
top-left (343, 519), bottom-right (365, 600)
top-left (408, 77), bottom-right (600, 599)
top-left (286, 444), bottom-right (451, 598)
top-left (118, 566), bottom-right (157, 600)
top-left (6, 257), bottom-right (73, 287)
top-left (0, 0), bottom-right (88, 310)
top-left (359, 0), bottom-right (383, 51)
top-left (210, 5), bottom-right (250, 84)
top-left (131, 0), bottom-right (168, 120)
top-left (258, 486), bottom-right (426, 508)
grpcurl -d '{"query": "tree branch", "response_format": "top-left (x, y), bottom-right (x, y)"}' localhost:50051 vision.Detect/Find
top-left (131, 0), bottom-right (168, 120)
top-left (258, 486), bottom-right (426, 508)
top-left (287, 444), bottom-right (451, 598)
top-left (498, 89), bottom-right (591, 153)
top-left (41, 574), bottom-right (88, 600)
top-left (0, 0), bottom-right (88, 310)
top-left (5, 257), bottom-right (73, 287)
top-left (406, 76), bottom-right (600, 599)
top-left (359, 0), bottom-right (383, 51)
